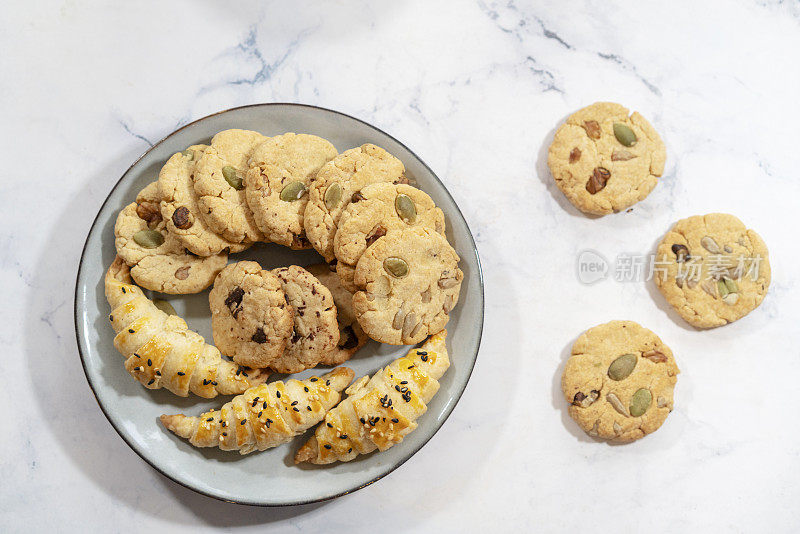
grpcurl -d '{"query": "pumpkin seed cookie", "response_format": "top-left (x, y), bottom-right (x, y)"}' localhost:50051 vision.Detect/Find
top-left (245, 133), bottom-right (337, 249)
top-left (561, 320), bottom-right (679, 443)
top-left (303, 144), bottom-right (407, 262)
top-left (158, 145), bottom-right (250, 256)
top-left (352, 226), bottom-right (462, 345)
top-left (306, 263), bottom-right (369, 365)
top-left (547, 102), bottom-right (666, 215)
top-left (654, 213), bottom-right (771, 328)
top-left (193, 129), bottom-right (268, 243)
top-left (114, 181), bottom-right (228, 294)
top-left (333, 183), bottom-right (446, 291)
top-left (270, 265), bottom-right (340, 373)
top-left (209, 261), bottom-right (294, 369)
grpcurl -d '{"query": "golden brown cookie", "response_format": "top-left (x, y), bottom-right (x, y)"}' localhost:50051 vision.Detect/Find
top-left (209, 261), bottom-right (294, 369)
top-left (547, 102), bottom-right (666, 215)
top-left (352, 226), bottom-right (462, 345)
top-left (654, 213), bottom-right (771, 328)
top-left (303, 144), bottom-right (406, 262)
top-left (305, 263), bottom-right (369, 365)
top-left (193, 129), bottom-right (268, 243)
top-left (114, 182), bottom-right (228, 294)
top-left (245, 133), bottom-right (337, 249)
top-left (561, 320), bottom-right (679, 442)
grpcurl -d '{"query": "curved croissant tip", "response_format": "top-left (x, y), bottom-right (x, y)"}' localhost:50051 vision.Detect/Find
top-left (159, 414), bottom-right (178, 431)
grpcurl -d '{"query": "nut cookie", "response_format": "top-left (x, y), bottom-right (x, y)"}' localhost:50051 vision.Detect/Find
top-left (352, 227), bottom-right (463, 345)
top-left (245, 133), bottom-right (338, 249)
top-left (562, 321), bottom-right (679, 443)
top-left (306, 263), bottom-right (369, 365)
top-left (158, 145), bottom-right (249, 256)
top-left (304, 144), bottom-right (407, 262)
top-left (209, 261), bottom-right (294, 369)
top-left (114, 181), bottom-right (228, 294)
top-left (270, 265), bottom-right (340, 373)
top-left (193, 129), bottom-right (268, 243)
top-left (654, 213), bottom-right (771, 328)
top-left (333, 183), bottom-right (446, 290)
top-left (548, 102), bottom-right (666, 215)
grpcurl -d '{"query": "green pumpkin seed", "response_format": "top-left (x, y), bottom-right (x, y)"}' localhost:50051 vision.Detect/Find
top-left (133, 229), bottom-right (164, 248)
top-left (395, 194), bottom-right (417, 224)
top-left (724, 278), bottom-right (738, 293)
top-left (717, 279), bottom-right (730, 299)
top-left (383, 257), bottom-right (409, 278)
top-left (629, 388), bottom-right (652, 417)
top-left (181, 149), bottom-right (194, 160)
top-left (608, 353), bottom-right (637, 381)
top-left (613, 123), bottom-right (637, 147)
top-left (280, 181), bottom-right (307, 202)
top-left (324, 182), bottom-right (342, 210)
top-left (222, 166), bottom-right (243, 190)
top-left (153, 299), bottom-right (177, 315)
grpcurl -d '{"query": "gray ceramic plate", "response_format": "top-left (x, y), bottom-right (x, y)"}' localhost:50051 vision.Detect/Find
top-left (75, 103), bottom-right (484, 506)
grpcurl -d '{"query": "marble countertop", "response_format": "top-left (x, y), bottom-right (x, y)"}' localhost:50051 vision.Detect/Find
top-left (3, 1), bottom-right (799, 532)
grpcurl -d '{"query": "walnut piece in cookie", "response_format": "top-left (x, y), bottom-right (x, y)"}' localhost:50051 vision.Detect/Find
top-left (547, 101), bottom-right (666, 215)
top-left (270, 265), bottom-right (340, 373)
top-left (654, 213), bottom-right (771, 328)
top-left (209, 261), bottom-right (294, 369)
top-left (561, 320), bottom-right (679, 443)
top-left (352, 226), bottom-right (462, 345)
top-left (114, 181), bottom-right (228, 294)
top-left (303, 144), bottom-right (407, 262)
top-left (244, 133), bottom-right (338, 249)
top-left (305, 263), bottom-right (369, 365)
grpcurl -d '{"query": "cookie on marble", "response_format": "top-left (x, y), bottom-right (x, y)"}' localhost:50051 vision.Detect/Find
top-left (561, 320), bottom-right (679, 443)
top-left (547, 102), bottom-right (666, 215)
top-left (304, 144), bottom-right (407, 262)
top-left (306, 263), bottom-right (369, 365)
top-left (114, 181), bottom-right (228, 294)
top-left (352, 226), bottom-right (462, 345)
top-left (270, 265), bottom-right (340, 373)
top-left (245, 133), bottom-right (337, 249)
top-left (193, 129), bottom-right (268, 243)
top-left (333, 183), bottom-right (446, 290)
top-left (654, 213), bottom-right (771, 328)
top-left (158, 145), bottom-right (250, 256)
top-left (209, 261), bottom-right (294, 369)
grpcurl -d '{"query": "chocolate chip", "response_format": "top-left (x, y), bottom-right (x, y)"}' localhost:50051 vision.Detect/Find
top-left (339, 325), bottom-right (359, 349)
top-left (351, 191), bottom-right (365, 203)
top-left (251, 328), bottom-right (267, 344)
top-left (171, 206), bottom-right (192, 229)
top-left (225, 287), bottom-right (245, 318)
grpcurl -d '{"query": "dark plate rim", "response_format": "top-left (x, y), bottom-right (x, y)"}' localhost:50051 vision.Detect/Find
top-left (74, 102), bottom-right (485, 507)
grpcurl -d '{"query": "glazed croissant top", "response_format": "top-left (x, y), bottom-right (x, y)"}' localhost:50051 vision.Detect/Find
top-left (160, 367), bottom-right (355, 455)
top-left (105, 256), bottom-right (267, 398)
top-left (295, 330), bottom-right (449, 464)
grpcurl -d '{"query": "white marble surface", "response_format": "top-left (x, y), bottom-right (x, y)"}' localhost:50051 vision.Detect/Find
top-left (3, 1), bottom-right (799, 531)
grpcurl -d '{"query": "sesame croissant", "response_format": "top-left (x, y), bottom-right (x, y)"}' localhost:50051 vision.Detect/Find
top-left (160, 367), bottom-right (355, 455)
top-left (105, 256), bottom-right (268, 398)
top-left (295, 330), bottom-right (449, 464)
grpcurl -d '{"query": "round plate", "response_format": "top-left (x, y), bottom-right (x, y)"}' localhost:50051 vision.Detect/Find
top-left (75, 103), bottom-right (484, 506)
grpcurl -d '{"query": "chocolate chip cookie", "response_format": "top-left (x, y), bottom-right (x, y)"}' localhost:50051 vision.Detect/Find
top-left (209, 261), bottom-right (294, 369)
top-left (193, 129), bottom-right (268, 243)
top-left (352, 226), bottom-right (462, 345)
top-left (562, 320), bottom-right (679, 442)
top-left (333, 183), bottom-right (446, 291)
top-left (304, 144), bottom-right (407, 262)
top-left (158, 145), bottom-right (250, 256)
top-left (548, 102), bottom-right (666, 215)
top-left (245, 133), bottom-right (337, 249)
top-left (305, 263), bottom-right (369, 365)
top-left (654, 213), bottom-right (771, 328)
top-left (114, 181), bottom-right (228, 294)
top-left (270, 265), bottom-right (340, 373)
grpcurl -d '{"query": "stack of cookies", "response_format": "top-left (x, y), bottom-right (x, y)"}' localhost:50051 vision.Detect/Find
top-left (113, 128), bottom-right (464, 375)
